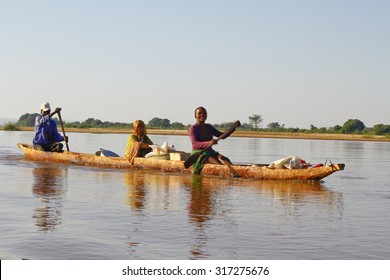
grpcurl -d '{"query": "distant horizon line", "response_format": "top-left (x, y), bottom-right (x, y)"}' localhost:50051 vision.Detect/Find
top-left (1, 116), bottom-right (388, 130)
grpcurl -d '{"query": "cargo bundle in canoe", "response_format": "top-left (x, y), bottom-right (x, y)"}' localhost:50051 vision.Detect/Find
top-left (17, 143), bottom-right (345, 181)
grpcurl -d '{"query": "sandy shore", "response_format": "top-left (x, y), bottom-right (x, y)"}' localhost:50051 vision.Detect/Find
top-left (8, 127), bottom-right (390, 142)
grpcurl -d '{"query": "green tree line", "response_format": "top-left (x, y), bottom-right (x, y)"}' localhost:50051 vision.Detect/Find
top-left (3, 113), bottom-right (390, 136)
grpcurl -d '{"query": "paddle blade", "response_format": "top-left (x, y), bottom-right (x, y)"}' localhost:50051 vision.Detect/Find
top-left (65, 141), bottom-right (70, 151)
top-left (184, 152), bottom-right (202, 168)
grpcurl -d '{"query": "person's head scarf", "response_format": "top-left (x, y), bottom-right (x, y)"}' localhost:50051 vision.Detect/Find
top-left (132, 120), bottom-right (147, 135)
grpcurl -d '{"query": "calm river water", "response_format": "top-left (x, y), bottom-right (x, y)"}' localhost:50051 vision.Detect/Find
top-left (0, 130), bottom-right (389, 260)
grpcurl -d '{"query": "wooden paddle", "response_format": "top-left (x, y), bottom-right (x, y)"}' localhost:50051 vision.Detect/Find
top-left (184, 120), bottom-right (241, 168)
top-left (56, 109), bottom-right (70, 151)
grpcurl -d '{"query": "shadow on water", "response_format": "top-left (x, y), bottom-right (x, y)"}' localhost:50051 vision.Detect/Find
top-left (123, 170), bottom-right (343, 259)
top-left (32, 165), bottom-right (68, 232)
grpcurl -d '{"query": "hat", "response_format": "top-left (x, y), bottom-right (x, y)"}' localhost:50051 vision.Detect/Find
top-left (40, 102), bottom-right (51, 112)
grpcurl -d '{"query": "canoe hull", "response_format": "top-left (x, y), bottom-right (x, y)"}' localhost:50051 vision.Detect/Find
top-left (17, 143), bottom-right (344, 181)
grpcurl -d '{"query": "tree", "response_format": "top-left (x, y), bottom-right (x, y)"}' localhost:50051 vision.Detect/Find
top-left (310, 124), bottom-right (318, 131)
top-left (372, 124), bottom-right (390, 135)
top-left (17, 113), bottom-right (39, 127)
top-left (160, 118), bottom-right (170, 128)
top-left (171, 122), bottom-right (185, 129)
top-left (240, 122), bottom-right (252, 129)
top-left (83, 118), bottom-right (103, 127)
top-left (3, 122), bottom-right (19, 131)
top-left (65, 121), bottom-right (80, 128)
top-left (148, 117), bottom-right (160, 127)
top-left (332, 125), bottom-right (342, 132)
top-left (341, 119), bottom-right (365, 134)
top-left (248, 114), bottom-right (263, 130)
top-left (267, 122), bottom-right (285, 129)
top-left (148, 117), bottom-right (170, 128)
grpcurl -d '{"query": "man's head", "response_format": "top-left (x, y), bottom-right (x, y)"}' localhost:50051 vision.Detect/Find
top-left (40, 102), bottom-right (51, 115)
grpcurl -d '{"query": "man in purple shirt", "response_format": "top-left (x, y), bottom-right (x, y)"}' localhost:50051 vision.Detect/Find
top-left (33, 102), bottom-right (68, 152)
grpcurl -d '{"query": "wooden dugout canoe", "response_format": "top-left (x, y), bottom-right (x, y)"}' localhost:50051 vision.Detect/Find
top-left (17, 143), bottom-right (345, 181)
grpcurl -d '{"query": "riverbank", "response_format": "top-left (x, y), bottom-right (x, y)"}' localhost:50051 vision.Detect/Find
top-left (5, 126), bottom-right (390, 142)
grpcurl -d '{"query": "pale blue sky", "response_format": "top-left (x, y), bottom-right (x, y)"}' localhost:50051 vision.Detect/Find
top-left (1, 0), bottom-right (389, 128)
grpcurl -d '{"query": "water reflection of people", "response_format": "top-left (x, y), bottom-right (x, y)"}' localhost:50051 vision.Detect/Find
top-left (123, 169), bottom-right (342, 259)
top-left (124, 171), bottom-right (183, 211)
top-left (124, 171), bottom-right (147, 210)
top-left (187, 175), bottom-right (214, 258)
top-left (124, 170), bottom-right (212, 258)
top-left (188, 176), bottom-right (213, 224)
top-left (32, 165), bottom-right (67, 232)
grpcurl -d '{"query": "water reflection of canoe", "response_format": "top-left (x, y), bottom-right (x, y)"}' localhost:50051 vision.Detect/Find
top-left (17, 143), bottom-right (345, 181)
top-left (124, 171), bottom-right (342, 209)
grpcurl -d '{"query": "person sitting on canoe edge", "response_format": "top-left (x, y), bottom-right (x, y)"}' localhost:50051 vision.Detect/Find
top-left (33, 102), bottom-right (68, 152)
top-left (189, 106), bottom-right (236, 174)
top-left (125, 120), bottom-right (153, 160)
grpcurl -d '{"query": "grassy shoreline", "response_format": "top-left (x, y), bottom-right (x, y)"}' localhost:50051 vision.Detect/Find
top-left (5, 126), bottom-right (390, 142)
